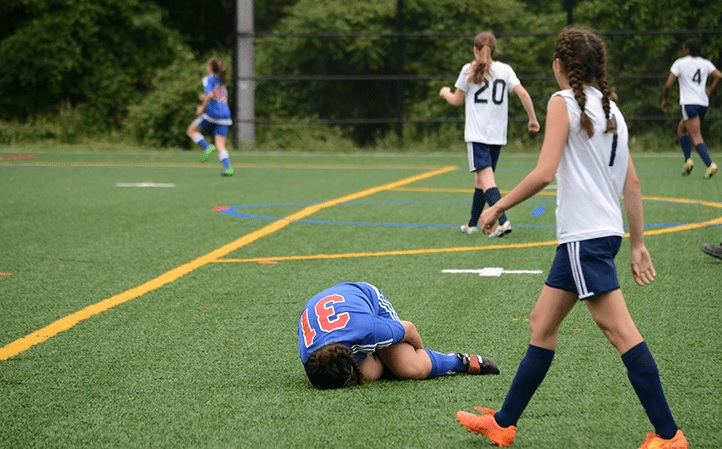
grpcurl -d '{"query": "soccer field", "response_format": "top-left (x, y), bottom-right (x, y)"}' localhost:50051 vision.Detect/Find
top-left (1, 149), bottom-right (720, 448)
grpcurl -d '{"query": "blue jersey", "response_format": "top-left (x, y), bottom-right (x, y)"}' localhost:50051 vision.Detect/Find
top-left (298, 282), bottom-right (406, 364)
top-left (201, 74), bottom-right (232, 125)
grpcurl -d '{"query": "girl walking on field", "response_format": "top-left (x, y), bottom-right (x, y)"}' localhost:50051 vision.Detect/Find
top-left (456, 26), bottom-right (687, 449)
top-left (440, 32), bottom-right (539, 237)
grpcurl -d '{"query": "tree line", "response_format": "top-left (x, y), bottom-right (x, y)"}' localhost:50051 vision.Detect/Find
top-left (0, 0), bottom-right (719, 149)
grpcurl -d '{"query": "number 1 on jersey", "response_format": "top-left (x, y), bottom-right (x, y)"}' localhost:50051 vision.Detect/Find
top-left (300, 294), bottom-right (351, 348)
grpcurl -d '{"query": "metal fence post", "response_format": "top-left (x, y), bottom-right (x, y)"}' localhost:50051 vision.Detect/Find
top-left (235, 0), bottom-right (255, 148)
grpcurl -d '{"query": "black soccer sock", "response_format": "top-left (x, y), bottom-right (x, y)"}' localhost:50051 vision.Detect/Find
top-left (494, 344), bottom-right (554, 427)
top-left (622, 342), bottom-right (678, 440)
top-left (468, 188), bottom-right (485, 227)
top-left (484, 187), bottom-right (508, 225)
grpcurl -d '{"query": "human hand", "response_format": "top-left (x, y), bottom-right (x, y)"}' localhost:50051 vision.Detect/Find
top-left (439, 86), bottom-right (451, 98)
top-left (479, 207), bottom-right (502, 235)
top-left (528, 119), bottom-right (540, 133)
top-left (195, 105), bottom-right (204, 116)
top-left (630, 245), bottom-right (656, 286)
top-left (660, 99), bottom-right (669, 113)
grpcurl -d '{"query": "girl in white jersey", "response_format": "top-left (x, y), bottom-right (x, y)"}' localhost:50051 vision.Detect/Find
top-left (456, 26), bottom-right (687, 449)
top-left (662, 38), bottom-right (721, 179)
top-left (440, 32), bottom-right (539, 237)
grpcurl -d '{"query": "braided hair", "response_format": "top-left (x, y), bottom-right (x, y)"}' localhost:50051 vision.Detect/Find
top-left (554, 26), bottom-right (616, 138)
top-left (469, 32), bottom-right (496, 84)
top-left (303, 342), bottom-right (363, 389)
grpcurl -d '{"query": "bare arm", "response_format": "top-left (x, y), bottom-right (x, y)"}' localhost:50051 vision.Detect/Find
top-left (661, 73), bottom-right (677, 113)
top-left (707, 69), bottom-right (722, 97)
top-left (479, 95), bottom-right (568, 233)
top-left (400, 320), bottom-right (424, 350)
top-left (621, 154), bottom-right (656, 286)
top-left (513, 84), bottom-right (540, 133)
top-left (196, 92), bottom-right (212, 116)
top-left (439, 86), bottom-right (465, 107)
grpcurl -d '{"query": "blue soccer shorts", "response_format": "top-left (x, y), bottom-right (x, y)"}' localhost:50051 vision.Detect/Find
top-left (682, 104), bottom-right (708, 121)
top-left (545, 236), bottom-right (622, 300)
top-left (467, 142), bottom-right (502, 172)
top-left (194, 116), bottom-right (230, 138)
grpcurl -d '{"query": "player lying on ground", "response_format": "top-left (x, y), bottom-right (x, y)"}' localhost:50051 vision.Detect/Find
top-left (298, 282), bottom-right (499, 389)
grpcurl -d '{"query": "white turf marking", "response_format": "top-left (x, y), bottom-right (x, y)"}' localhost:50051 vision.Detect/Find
top-left (115, 182), bottom-right (176, 188)
top-left (442, 268), bottom-right (543, 277)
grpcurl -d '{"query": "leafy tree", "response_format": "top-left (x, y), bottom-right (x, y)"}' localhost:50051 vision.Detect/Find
top-left (255, 0), bottom-right (564, 146)
top-left (573, 0), bottom-right (722, 142)
top-left (0, 0), bottom-right (186, 126)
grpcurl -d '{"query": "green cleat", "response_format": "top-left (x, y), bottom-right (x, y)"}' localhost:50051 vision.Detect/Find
top-left (202, 145), bottom-right (217, 162)
top-left (221, 168), bottom-right (235, 177)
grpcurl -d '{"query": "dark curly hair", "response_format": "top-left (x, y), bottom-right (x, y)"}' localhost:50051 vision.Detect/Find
top-left (554, 26), bottom-right (616, 138)
top-left (303, 342), bottom-right (363, 389)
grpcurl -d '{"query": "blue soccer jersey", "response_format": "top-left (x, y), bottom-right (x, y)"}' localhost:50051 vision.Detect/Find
top-left (202, 74), bottom-right (232, 125)
top-left (298, 282), bottom-right (406, 364)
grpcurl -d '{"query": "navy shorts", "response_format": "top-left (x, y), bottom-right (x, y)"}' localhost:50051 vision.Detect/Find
top-left (682, 104), bottom-right (707, 121)
top-left (467, 142), bottom-right (502, 172)
top-left (193, 116), bottom-right (230, 138)
top-left (545, 236), bottom-right (622, 300)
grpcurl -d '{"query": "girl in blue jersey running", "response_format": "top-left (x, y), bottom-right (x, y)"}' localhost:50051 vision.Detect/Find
top-left (186, 56), bottom-right (235, 177)
top-left (299, 282), bottom-right (499, 389)
top-left (456, 26), bottom-right (687, 449)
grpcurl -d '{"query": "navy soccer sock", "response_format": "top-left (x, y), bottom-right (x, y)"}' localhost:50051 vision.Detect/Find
top-left (695, 142), bottom-right (712, 166)
top-left (494, 345), bottom-right (555, 427)
top-left (680, 135), bottom-right (692, 160)
top-left (468, 188), bottom-right (485, 227)
top-left (484, 187), bottom-right (508, 225)
top-left (424, 349), bottom-right (465, 378)
top-left (622, 342), bottom-right (678, 440)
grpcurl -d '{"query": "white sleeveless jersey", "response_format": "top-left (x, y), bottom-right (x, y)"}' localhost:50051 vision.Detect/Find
top-left (670, 56), bottom-right (717, 106)
top-left (454, 61), bottom-right (520, 145)
top-left (553, 87), bottom-right (629, 244)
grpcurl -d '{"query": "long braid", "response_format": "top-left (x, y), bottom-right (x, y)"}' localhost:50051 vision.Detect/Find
top-left (555, 26), bottom-right (613, 138)
top-left (557, 36), bottom-right (593, 137)
top-left (596, 48), bottom-right (617, 134)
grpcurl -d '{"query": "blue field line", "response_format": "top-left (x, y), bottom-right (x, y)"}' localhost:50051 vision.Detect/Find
top-left (216, 199), bottom-right (714, 230)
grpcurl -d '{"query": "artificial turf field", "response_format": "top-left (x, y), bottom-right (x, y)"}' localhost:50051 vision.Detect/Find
top-left (1, 148), bottom-right (720, 448)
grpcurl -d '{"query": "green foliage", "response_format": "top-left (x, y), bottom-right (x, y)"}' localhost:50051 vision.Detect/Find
top-left (1, 0), bottom-right (721, 150)
top-left (0, 0), bottom-right (187, 126)
top-left (572, 0), bottom-right (722, 141)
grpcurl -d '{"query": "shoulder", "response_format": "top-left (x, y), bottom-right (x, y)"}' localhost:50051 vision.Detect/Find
top-left (492, 61), bottom-right (515, 73)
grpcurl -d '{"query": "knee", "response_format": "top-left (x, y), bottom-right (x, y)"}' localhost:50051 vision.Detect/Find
top-left (529, 310), bottom-right (558, 347)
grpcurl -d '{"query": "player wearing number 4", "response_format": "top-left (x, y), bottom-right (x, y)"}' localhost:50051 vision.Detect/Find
top-left (440, 32), bottom-right (539, 237)
top-left (662, 38), bottom-right (722, 179)
top-left (457, 27), bottom-right (687, 449)
top-left (298, 282), bottom-right (499, 389)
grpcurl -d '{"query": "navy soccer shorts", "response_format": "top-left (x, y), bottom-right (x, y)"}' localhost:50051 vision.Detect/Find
top-left (545, 236), bottom-right (623, 300)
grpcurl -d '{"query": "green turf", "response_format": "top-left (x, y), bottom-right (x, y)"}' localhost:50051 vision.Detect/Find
top-left (0, 149), bottom-right (720, 448)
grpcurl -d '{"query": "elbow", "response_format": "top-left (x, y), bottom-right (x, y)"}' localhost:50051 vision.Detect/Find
top-left (538, 170), bottom-right (555, 186)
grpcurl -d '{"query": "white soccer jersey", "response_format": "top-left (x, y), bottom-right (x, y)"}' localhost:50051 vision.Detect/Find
top-left (670, 55), bottom-right (717, 106)
top-left (553, 87), bottom-right (629, 244)
top-left (454, 61), bottom-right (521, 145)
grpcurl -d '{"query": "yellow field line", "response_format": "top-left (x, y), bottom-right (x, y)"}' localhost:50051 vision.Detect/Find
top-left (216, 240), bottom-right (560, 264)
top-left (0, 165), bottom-right (457, 361)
